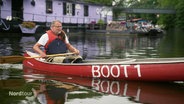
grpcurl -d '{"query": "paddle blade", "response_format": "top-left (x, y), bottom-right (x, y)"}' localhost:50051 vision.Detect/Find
top-left (0, 56), bottom-right (25, 64)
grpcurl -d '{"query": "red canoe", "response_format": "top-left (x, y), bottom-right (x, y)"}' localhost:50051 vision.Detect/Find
top-left (23, 51), bottom-right (184, 81)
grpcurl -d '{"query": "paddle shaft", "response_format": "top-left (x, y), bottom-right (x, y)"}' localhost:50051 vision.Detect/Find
top-left (25, 53), bottom-right (75, 59)
top-left (0, 53), bottom-right (75, 64)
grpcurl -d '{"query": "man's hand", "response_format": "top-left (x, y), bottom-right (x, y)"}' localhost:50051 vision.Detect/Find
top-left (73, 49), bottom-right (80, 55)
top-left (40, 52), bottom-right (47, 58)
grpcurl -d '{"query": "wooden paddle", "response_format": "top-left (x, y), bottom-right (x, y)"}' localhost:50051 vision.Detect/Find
top-left (0, 53), bottom-right (74, 64)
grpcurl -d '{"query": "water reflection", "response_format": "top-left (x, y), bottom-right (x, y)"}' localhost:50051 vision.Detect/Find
top-left (159, 29), bottom-right (184, 57)
top-left (0, 66), bottom-right (183, 104)
top-left (1, 31), bottom-right (184, 59)
top-left (0, 32), bottom-right (163, 59)
top-left (22, 66), bottom-right (184, 104)
top-left (0, 34), bottom-right (35, 56)
top-left (19, 36), bottom-right (37, 54)
top-left (31, 80), bottom-right (71, 104)
top-left (0, 36), bottom-right (21, 56)
top-left (23, 74), bottom-right (184, 104)
top-left (64, 34), bottom-right (163, 59)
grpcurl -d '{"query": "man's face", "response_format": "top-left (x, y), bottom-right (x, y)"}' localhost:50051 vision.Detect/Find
top-left (51, 22), bottom-right (62, 35)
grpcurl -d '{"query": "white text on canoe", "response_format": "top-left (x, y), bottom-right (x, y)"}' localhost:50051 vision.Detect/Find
top-left (92, 65), bottom-right (141, 78)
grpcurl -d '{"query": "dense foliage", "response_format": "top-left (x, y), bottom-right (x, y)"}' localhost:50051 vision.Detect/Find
top-left (84, 0), bottom-right (112, 6)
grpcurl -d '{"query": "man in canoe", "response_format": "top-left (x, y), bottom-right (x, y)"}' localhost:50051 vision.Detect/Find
top-left (33, 20), bottom-right (82, 63)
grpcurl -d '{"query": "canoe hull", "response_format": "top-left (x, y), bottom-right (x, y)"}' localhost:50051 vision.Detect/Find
top-left (23, 53), bottom-right (184, 81)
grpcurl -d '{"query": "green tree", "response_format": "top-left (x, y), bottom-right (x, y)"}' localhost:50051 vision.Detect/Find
top-left (126, 0), bottom-right (158, 25)
top-left (175, 1), bottom-right (184, 29)
top-left (156, 0), bottom-right (177, 29)
top-left (112, 0), bottom-right (127, 20)
top-left (84, 0), bottom-right (112, 6)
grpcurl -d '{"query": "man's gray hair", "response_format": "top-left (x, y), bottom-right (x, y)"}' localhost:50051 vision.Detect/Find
top-left (50, 20), bottom-right (62, 27)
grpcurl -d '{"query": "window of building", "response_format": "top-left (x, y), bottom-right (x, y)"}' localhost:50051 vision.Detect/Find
top-left (84, 5), bottom-right (88, 16)
top-left (46, 0), bottom-right (53, 13)
top-left (63, 2), bottom-right (75, 16)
